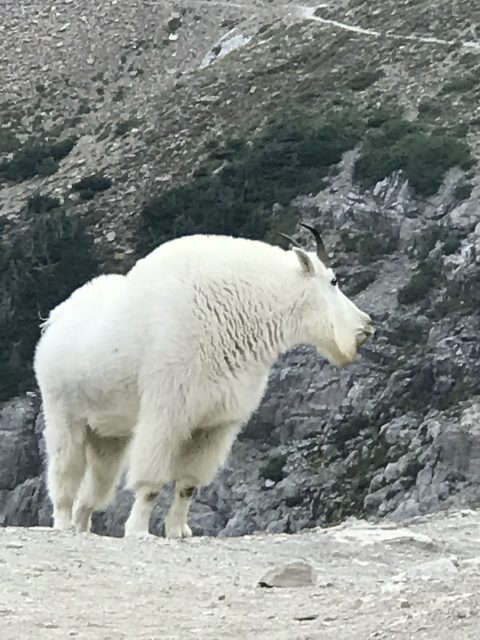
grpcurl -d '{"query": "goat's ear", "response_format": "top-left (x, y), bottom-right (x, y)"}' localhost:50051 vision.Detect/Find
top-left (293, 248), bottom-right (315, 276)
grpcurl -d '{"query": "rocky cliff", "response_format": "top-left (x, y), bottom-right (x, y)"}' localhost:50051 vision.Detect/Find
top-left (1, 0), bottom-right (480, 536)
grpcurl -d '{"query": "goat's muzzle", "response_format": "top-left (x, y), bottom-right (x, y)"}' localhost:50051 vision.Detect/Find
top-left (356, 322), bottom-right (374, 348)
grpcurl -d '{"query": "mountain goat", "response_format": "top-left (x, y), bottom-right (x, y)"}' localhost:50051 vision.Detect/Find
top-left (34, 225), bottom-right (374, 538)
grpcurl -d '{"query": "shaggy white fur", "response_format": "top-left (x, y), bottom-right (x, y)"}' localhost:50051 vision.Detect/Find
top-left (34, 233), bottom-right (373, 538)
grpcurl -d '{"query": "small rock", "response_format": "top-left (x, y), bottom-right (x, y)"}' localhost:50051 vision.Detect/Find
top-left (396, 557), bottom-right (459, 582)
top-left (105, 231), bottom-right (116, 242)
top-left (258, 561), bottom-right (317, 588)
top-left (5, 542), bottom-right (23, 549)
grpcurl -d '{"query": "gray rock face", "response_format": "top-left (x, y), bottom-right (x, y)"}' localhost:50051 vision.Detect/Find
top-left (0, 396), bottom-right (49, 527)
top-left (0, 397), bottom-right (41, 491)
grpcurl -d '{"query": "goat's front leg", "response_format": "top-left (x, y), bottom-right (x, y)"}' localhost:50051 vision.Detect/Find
top-left (165, 423), bottom-right (240, 538)
top-left (164, 482), bottom-right (195, 539)
top-left (125, 400), bottom-right (185, 538)
top-left (124, 485), bottom-right (162, 538)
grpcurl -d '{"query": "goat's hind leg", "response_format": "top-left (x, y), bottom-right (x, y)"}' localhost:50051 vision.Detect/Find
top-left (42, 400), bottom-right (87, 530)
top-left (72, 428), bottom-right (129, 532)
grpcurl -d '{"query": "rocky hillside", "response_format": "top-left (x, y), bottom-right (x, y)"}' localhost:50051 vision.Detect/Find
top-left (1, 0), bottom-right (480, 535)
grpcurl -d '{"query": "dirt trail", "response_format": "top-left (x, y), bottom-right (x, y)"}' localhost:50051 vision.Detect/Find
top-left (1, 510), bottom-right (480, 639)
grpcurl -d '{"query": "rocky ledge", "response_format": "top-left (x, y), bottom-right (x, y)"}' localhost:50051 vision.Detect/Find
top-left (1, 509), bottom-right (480, 639)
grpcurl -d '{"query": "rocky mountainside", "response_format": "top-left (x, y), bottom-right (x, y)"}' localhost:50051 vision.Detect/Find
top-left (1, 0), bottom-right (480, 536)
top-left (2, 510), bottom-right (480, 639)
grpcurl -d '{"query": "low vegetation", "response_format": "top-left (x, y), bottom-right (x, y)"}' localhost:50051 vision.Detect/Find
top-left (0, 196), bottom-right (98, 401)
top-left (72, 174), bottom-right (113, 200)
top-left (354, 117), bottom-right (473, 196)
top-left (340, 229), bottom-right (399, 264)
top-left (397, 257), bottom-right (442, 305)
top-left (0, 136), bottom-right (77, 182)
top-left (260, 454), bottom-right (288, 483)
top-left (136, 110), bottom-right (363, 254)
top-left (347, 69), bottom-right (384, 92)
top-left (0, 128), bottom-right (19, 154)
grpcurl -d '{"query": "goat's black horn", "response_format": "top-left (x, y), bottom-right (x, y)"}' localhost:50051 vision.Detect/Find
top-left (277, 232), bottom-right (302, 249)
top-left (299, 223), bottom-right (329, 265)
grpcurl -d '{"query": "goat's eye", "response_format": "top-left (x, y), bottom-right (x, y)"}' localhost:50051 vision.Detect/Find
top-left (330, 277), bottom-right (338, 286)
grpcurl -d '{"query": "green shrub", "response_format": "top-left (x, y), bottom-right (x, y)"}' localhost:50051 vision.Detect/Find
top-left (354, 117), bottom-right (473, 196)
top-left (434, 267), bottom-right (480, 317)
top-left (347, 70), bottom-right (383, 92)
top-left (331, 412), bottom-right (370, 445)
top-left (260, 454), bottom-right (288, 483)
top-left (0, 128), bottom-right (19, 153)
top-left (339, 229), bottom-right (398, 263)
top-left (50, 137), bottom-right (77, 161)
top-left (415, 224), bottom-right (448, 260)
top-left (453, 182), bottom-right (473, 201)
top-left (115, 119), bottom-right (138, 137)
top-left (397, 258), bottom-right (441, 305)
top-left (72, 174), bottom-right (112, 192)
top-left (344, 268), bottom-right (377, 296)
top-left (137, 111), bottom-right (363, 253)
top-left (72, 174), bottom-right (113, 200)
top-left (436, 379), bottom-right (472, 410)
top-left (414, 223), bottom-right (463, 260)
top-left (441, 73), bottom-right (478, 94)
top-left (0, 136), bottom-right (77, 182)
top-left (357, 233), bottom-right (398, 262)
top-left (0, 203), bottom-right (98, 400)
top-left (418, 98), bottom-right (443, 117)
top-left (387, 317), bottom-right (428, 349)
top-left (443, 235), bottom-right (462, 255)
top-left (366, 108), bottom-right (395, 129)
top-left (26, 193), bottom-right (62, 214)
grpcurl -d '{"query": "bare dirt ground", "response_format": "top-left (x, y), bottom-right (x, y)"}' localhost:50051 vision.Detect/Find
top-left (1, 509), bottom-right (480, 639)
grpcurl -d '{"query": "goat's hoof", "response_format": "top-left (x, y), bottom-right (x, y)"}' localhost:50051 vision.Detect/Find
top-left (53, 523), bottom-right (75, 533)
top-left (124, 530), bottom-right (156, 540)
top-left (165, 523), bottom-right (192, 539)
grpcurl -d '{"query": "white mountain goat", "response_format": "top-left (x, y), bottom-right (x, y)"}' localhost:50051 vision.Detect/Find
top-left (34, 225), bottom-right (374, 538)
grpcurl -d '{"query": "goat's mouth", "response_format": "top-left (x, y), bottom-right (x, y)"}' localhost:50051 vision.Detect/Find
top-left (356, 326), bottom-right (374, 348)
